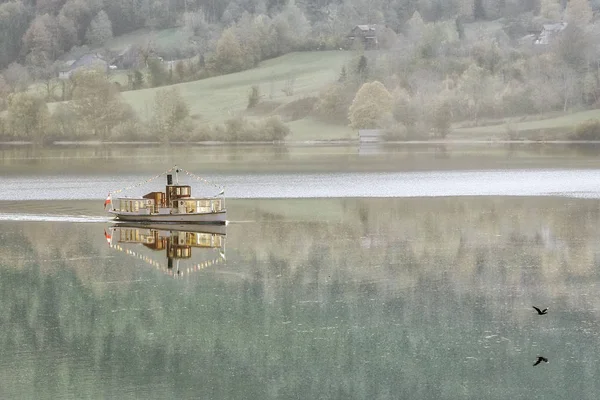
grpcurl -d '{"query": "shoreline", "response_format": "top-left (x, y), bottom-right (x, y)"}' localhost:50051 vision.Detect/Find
top-left (2, 139), bottom-right (600, 147)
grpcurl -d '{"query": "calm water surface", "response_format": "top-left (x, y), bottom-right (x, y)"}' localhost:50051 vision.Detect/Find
top-left (1, 144), bottom-right (600, 399)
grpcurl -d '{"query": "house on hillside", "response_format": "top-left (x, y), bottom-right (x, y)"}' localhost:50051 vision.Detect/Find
top-left (347, 25), bottom-right (378, 49)
top-left (533, 22), bottom-right (568, 45)
top-left (110, 45), bottom-right (146, 70)
top-left (58, 53), bottom-right (109, 79)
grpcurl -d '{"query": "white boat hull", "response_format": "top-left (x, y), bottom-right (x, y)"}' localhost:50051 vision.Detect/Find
top-left (109, 210), bottom-right (227, 224)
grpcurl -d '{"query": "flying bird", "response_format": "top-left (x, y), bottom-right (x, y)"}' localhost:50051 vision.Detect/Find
top-left (533, 356), bottom-right (548, 366)
top-left (532, 306), bottom-right (548, 315)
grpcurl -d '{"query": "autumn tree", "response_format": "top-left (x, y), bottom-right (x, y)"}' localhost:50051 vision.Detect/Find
top-left (555, 24), bottom-right (590, 70)
top-left (271, 1), bottom-right (310, 54)
top-left (151, 87), bottom-right (190, 142)
top-left (473, 0), bottom-right (486, 19)
top-left (406, 11), bottom-right (426, 42)
top-left (35, 60), bottom-right (64, 101)
top-left (6, 93), bottom-right (50, 143)
top-left (315, 81), bottom-right (358, 123)
top-left (147, 57), bottom-right (168, 87)
top-left (105, 0), bottom-right (150, 36)
top-left (70, 70), bottom-right (134, 139)
top-left (0, 2), bottom-right (30, 69)
top-left (565, 0), bottom-right (593, 26)
top-left (247, 85), bottom-right (260, 108)
top-left (182, 10), bottom-right (209, 37)
top-left (85, 10), bottom-right (113, 46)
top-left (234, 12), bottom-right (264, 68)
top-left (392, 87), bottom-right (418, 130)
top-left (214, 28), bottom-right (245, 74)
top-left (22, 14), bottom-right (62, 66)
top-left (348, 81), bottom-right (393, 129)
top-left (431, 93), bottom-right (453, 137)
top-left (458, 0), bottom-right (475, 19)
top-left (127, 69), bottom-right (144, 89)
top-left (252, 14), bottom-right (277, 60)
top-left (0, 75), bottom-right (10, 110)
top-left (456, 63), bottom-right (489, 124)
top-left (36, 0), bottom-right (66, 15)
top-left (60, 0), bottom-right (103, 43)
top-left (173, 61), bottom-right (187, 83)
top-left (540, 0), bottom-right (562, 20)
top-left (3, 63), bottom-right (31, 92)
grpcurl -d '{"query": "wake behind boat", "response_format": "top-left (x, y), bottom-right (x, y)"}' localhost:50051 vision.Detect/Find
top-left (105, 166), bottom-right (227, 224)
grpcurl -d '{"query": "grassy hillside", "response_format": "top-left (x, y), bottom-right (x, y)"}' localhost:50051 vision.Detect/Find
top-left (452, 110), bottom-right (600, 139)
top-left (119, 51), bottom-right (353, 140)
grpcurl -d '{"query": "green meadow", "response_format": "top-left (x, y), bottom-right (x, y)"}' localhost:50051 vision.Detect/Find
top-left (452, 109), bottom-right (600, 140)
top-left (119, 51), bottom-right (353, 140)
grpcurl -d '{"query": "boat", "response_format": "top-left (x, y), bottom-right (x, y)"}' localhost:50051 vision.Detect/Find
top-left (105, 223), bottom-right (226, 276)
top-left (105, 166), bottom-right (227, 224)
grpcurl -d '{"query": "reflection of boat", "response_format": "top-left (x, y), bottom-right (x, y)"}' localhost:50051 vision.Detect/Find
top-left (106, 223), bottom-right (226, 277)
top-left (114, 222), bottom-right (227, 236)
top-left (106, 166), bottom-right (226, 224)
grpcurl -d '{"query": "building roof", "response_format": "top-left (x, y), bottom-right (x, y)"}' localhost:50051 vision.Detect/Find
top-left (543, 22), bottom-right (568, 32)
top-left (356, 24), bottom-right (377, 31)
top-left (69, 53), bottom-right (107, 70)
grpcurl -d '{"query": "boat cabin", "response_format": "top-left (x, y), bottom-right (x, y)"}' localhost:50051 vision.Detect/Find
top-left (113, 173), bottom-right (225, 216)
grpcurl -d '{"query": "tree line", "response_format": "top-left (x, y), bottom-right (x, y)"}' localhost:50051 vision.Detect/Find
top-left (1, 68), bottom-right (290, 143)
top-left (4, 0), bottom-right (597, 75)
top-left (2, 0), bottom-right (600, 142)
top-left (311, 0), bottom-right (600, 139)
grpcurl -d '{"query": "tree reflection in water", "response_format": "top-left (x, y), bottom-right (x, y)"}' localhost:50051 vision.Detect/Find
top-left (1, 197), bottom-right (600, 399)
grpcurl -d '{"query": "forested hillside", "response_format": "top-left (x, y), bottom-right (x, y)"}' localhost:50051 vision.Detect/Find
top-left (2, 0), bottom-right (600, 143)
top-left (0, 0), bottom-right (574, 70)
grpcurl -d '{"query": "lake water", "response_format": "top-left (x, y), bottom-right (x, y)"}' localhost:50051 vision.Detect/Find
top-left (2, 144), bottom-right (600, 399)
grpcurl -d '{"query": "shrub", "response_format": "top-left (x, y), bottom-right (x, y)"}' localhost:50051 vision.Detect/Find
top-left (571, 119), bottom-right (600, 141)
top-left (262, 116), bottom-right (290, 141)
top-left (383, 123), bottom-right (408, 141)
top-left (247, 85), bottom-right (260, 109)
top-left (191, 124), bottom-right (215, 141)
top-left (272, 97), bottom-right (317, 121)
top-left (315, 82), bottom-right (354, 123)
top-left (432, 100), bottom-right (452, 138)
top-left (214, 116), bottom-right (290, 142)
top-left (112, 120), bottom-right (147, 141)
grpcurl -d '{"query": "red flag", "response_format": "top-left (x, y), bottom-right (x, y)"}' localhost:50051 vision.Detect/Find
top-left (104, 193), bottom-right (112, 209)
top-left (104, 229), bottom-right (112, 246)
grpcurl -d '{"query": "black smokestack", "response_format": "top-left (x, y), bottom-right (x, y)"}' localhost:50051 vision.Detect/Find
top-left (167, 174), bottom-right (173, 185)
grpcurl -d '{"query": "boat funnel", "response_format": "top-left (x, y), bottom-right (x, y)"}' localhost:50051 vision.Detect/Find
top-left (167, 174), bottom-right (173, 185)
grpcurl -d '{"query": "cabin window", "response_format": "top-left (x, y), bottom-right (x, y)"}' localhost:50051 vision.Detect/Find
top-left (198, 234), bottom-right (212, 247)
top-left (185, 200), bottom-right (195, 213)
